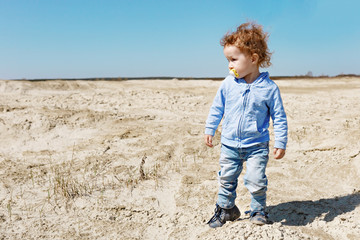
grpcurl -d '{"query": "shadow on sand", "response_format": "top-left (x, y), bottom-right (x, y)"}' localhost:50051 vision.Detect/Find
top-left (267, 192), bottom-right (360, 226)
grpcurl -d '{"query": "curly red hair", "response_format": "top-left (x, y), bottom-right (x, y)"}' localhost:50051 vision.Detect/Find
top-left (220, 22), bottom-right (272, 68)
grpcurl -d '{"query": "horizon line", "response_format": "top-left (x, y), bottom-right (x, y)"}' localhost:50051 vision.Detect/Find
top-left (3, 73), bottom-right (360, 81)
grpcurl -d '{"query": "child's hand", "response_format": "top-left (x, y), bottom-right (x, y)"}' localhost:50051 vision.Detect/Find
top-left (204, 134), bottom-right (213, 148)
top-left (273, 148), bottom-right (286, 159)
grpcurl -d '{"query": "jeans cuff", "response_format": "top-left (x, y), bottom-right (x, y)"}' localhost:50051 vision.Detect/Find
top-left (216, 202), bottom-right (235, 209)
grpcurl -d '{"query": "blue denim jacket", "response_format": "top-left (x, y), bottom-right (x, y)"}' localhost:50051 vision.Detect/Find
top-left (205, 72), bottom-right (288, 149)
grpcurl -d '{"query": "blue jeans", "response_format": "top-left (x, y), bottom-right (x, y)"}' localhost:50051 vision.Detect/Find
top-left (217, 142), bottom-right (269, 212)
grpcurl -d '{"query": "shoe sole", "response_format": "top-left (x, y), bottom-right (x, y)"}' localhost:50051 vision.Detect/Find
top-left (250, 217), bottom-right (267, 225)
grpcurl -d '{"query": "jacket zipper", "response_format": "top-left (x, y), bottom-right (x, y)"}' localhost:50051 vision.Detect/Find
top-left (238, 85), bottom-right (251, 145)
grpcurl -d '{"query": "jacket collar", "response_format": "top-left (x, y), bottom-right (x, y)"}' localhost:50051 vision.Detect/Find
top-left (235, 72), bottom-right (269, 85)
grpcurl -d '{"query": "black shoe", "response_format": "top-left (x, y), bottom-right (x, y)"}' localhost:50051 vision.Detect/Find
top-left (247, 211), bottom-right (268, 225)
top-left (207, 204), bottom-right (241, 228)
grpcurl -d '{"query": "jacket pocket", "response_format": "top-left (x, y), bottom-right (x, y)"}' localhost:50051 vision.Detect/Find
top-left (243, 120), bottom-right (260, 137)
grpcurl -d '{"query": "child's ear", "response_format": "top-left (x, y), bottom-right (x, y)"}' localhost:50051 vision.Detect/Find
top-left (251, 53), bottom-right (259, 64)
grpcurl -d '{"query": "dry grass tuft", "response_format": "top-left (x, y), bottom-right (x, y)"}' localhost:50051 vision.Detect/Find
top-left (139, 155), bottom-right (147, 180)
top-left (52, 167), bottom-right (91, 199)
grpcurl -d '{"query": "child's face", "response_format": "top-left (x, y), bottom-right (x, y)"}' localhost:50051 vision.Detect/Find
top-left (223, 45), bottom-right (257, 79)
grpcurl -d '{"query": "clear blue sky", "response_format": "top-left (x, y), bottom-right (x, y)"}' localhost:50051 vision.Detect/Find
top-left (1, 0), bottom-right (360, 79)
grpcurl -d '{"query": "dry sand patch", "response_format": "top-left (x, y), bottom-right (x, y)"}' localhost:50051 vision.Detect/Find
top-left (0, 78), bottom-right (359, 239)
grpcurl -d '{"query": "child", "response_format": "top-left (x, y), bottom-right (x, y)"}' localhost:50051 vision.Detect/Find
top-left (205, 22), bottom-right (288, 228)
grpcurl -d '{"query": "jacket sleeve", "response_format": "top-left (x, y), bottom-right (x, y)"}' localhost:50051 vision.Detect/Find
top-left (205, 81), bottom-right (226, 136)
top-left (269, 86), bottom-right (288, 149)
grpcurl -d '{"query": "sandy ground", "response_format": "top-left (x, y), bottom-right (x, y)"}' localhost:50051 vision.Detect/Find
top-left (0, 77), bottom-right (359, 239)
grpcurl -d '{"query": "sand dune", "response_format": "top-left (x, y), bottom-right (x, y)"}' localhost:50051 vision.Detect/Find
top-left (0, 78), bottom-right (359, 239)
